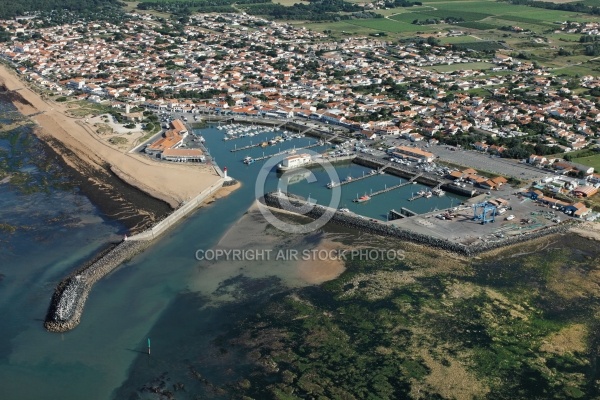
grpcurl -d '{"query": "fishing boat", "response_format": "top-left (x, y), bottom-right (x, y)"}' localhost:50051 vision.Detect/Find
top-left (243, 156), bottom-right (254, 165)
top-left (353, 194), bottom-right (371, 203)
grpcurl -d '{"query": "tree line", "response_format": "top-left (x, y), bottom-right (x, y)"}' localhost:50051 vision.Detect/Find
top-left (501, 0), bottom-right (600, 16)
top-left (0, 0), bottom-right (121, 19)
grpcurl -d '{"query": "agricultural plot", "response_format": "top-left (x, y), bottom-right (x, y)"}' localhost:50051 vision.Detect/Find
top-left (456, 21), bottom-right (497, 30)
top-left (389, 12), bottom-right (439, 23)
top-left (350, 18), bottom-right (436, 32)
top-left (422, 10), bottom-right (492, 21)
top-left (494, 15), bottom-right (557, 27)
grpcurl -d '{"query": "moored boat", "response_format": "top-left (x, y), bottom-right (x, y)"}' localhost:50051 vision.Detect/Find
top-left (353, 194), bottom-right (371, 203)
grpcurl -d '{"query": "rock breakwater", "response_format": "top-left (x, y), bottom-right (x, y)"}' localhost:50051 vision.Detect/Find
top-left (44, 240), bottom-right (149, 332)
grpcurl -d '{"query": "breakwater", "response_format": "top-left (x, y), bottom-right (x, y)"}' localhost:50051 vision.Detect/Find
top-left (45, 240), bottom-right (149, 332)
top-left (45, 178), bottom-right (228, 332)
top-left (262, 191), bottom-right (573, 257)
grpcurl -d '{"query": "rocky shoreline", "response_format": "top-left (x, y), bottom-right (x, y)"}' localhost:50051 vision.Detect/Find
top-left (44, 240), bottom-right (149, 332)
top-left (262, 192), bottom-right (573, 257)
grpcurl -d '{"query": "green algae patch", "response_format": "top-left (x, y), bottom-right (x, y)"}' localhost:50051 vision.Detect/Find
top-left (216, 233), bottom-right (600, 399)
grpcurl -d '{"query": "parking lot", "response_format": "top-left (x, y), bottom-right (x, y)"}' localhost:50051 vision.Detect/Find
top-left (382, 137), bottom-right (550, 181)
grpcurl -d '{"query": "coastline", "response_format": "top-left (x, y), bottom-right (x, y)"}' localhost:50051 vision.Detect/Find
top-left (0, 63), bottom-right (245, 332)
top-left (0, 63), bottom-right (221, 233)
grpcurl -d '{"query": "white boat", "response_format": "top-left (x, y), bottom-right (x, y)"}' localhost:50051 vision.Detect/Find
top-left (243, 156), bottom-right (254, 165)
top-left (339, 208), bottom-right (350, 213)
top-left (432, 188), bottom-right (444, 196)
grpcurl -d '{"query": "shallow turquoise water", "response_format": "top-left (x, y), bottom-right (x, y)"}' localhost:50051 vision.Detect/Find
top-left (0, 119), bottom-right (465, 399)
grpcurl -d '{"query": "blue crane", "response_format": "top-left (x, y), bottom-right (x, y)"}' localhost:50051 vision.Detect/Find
top-left (472, 202), bottom-right (496, 224)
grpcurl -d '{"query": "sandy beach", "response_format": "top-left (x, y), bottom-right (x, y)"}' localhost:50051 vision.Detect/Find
top-left (0, 64), bottom-right (220, 210)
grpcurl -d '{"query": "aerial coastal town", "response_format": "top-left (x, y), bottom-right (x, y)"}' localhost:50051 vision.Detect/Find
top-left (3, 0), bottom-right (600, 398)
top-left (2, 10), bottom-right (598, 224)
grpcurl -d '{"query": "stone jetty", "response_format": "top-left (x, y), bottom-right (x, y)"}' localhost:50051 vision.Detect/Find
top-left (45, 240), bottom-right (149, 332)
top-left (262, 191), bottom-right (572, 257)
top-left (44, 179), bottom-right (227, 333)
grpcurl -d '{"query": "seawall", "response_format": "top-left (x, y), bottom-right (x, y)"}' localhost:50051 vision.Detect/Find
top-left (262, 191), bottom-right (572, 257)
top-left (45, 178), bottom-right (228, 332)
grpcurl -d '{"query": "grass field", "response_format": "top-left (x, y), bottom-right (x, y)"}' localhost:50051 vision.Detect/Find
top-left (572, 154), bottom-right (600, 171)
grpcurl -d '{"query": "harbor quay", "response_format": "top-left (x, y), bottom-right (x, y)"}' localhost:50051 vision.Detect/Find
top-left (261, 191), bottom-right (574, 257)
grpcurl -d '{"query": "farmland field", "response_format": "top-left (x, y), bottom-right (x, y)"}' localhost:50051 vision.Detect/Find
top-left (494, 15), bottom-right (557, 27)
top-left (349, 18), bottom-right (436, 33)
top-left (389, 12), bottom-right (440, 23)
top-left (292, 0), bottom-right (599, 79)
top-left (456, 21), bottom-right (497, 30)
top-left (422, 10), bottom-right (493, 21)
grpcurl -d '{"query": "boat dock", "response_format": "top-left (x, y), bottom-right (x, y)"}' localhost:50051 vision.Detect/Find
top-left (328, 170), bottom-right (378, 188)
top-left (246, 141), bottom-right (324, 163)
top-left (328, 162), bottom-right (396, 189)
top-left (408, 192), bottom-right (428, 201)
top-left (231, 142), bottom-right (262, 152)
top-left (367, 174), bottom-right (423, 198)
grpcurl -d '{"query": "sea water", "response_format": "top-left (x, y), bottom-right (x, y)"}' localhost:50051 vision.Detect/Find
top-left (0, 119), bottom-right (464, 399)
